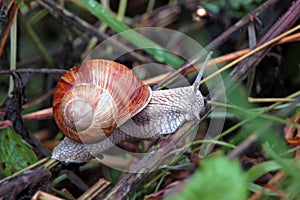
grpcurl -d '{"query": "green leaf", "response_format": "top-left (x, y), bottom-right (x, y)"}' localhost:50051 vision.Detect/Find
top-left (245, 160), bottom-right (281, 182)
top-left (166, 156), bottom-right (248, 200)
top-left (109, 167), bottom-right (122, 185)
top-left (0, 128), bottom-right (38, 176)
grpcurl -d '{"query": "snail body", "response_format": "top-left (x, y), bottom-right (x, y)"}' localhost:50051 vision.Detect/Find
top-left (52, 59), bottom-right (206, 163)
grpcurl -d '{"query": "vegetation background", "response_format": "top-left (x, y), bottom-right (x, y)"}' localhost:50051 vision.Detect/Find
top-left (0, 0), bottom-right (299, 199)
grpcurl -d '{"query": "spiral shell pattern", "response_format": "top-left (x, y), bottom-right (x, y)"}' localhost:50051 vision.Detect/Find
top-left (53, 59), bottom-right (152, 143)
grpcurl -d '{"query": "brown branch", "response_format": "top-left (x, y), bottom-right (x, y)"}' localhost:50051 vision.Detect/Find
top-left (0, 167), bottom-right (51, 199)
top-left (153, 0), bottom-right (280, 89)
top-left (22, 90), bottom-right (54, 109)
top-left (0, 68), bottom-right (67, 75)
top-left (144, 32), bottom-right (300, 85)
top-left (231, 0), bottom-right (300, 80)
top-left (0, 89), bottom-right (53, 117)
top-left (104, 121), bottom-right (198, 199)
top-left (0, 108), bottom-right (53, 129)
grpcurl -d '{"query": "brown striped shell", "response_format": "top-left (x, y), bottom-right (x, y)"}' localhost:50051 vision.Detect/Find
top-left (53, 59), bottom-right (152, 143)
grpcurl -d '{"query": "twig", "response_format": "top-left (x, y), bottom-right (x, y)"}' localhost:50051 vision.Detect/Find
top-left (0, 167), bottom-right (51, 199)
top-left (78, 178), bottom-right (111, 200)
top-left (0, 68), bottom-right (67, 75)
top-left (0, 90), bottom-right (53, 117)
top-left (144, 32), bottom-right (300, 85)
top-left (205, 0), bottom-right (280, 52)
top-left (0, 157), bottom-right (50, 184)
top-left (227, 134), bottom-right (258, 159)
top-left (248, 97), bottom-right (295, 103)
top-left (0, 108), bottom-right (53, 129)
top-left (22, 89), bottom-right (54, 109)
top-left (104, 121), bottom-right (198, 200)
top-left (249, 170), bottom-right (288, 200)
top-left (231, 0), bottom-right (300, 80)
top-left (153, 0), bottom-right (280, 89)
top-left (64, 170), bottom-right (90, 192)
top-left (201, 25), bottom-right (300, 86)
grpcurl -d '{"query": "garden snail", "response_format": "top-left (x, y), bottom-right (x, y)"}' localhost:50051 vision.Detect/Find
top-left (52, 59), bottom-right (207, 163)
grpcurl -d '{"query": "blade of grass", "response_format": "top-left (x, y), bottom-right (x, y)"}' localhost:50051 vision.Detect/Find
top-left (190, 139), bottom-right (236, 150)
top-left (210, 90), bottom-right (300, 139)
top-left (246, 160), bottom-right (283, 182)
top-left (210, 101), bottom-right (300, 129)
top-left (201, 25), bottom-right (300, 84)
top-left (264, 145), bottom-right (300, 181)
top-left (116, 0), bottom-right (127, 21)
top-left (78, 0), bottom-right (185, 68)
top-left (248, 97), bottom-right (295, 103)
top-left (248, 183), bottom-right (276, 196)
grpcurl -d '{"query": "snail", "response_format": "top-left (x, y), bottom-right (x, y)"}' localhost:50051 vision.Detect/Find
top-left (52, 59), bottom-right (207, 163)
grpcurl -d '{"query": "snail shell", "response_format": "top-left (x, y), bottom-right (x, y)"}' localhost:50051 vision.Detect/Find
top-left (53, 59), bottom-right (152, 143)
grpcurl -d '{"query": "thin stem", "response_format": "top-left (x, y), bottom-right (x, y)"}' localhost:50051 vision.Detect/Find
top-left (210, 101), bottom-right (300, 128)
top-left (153, 0), bottom-right (280, 89)
top-left (146, 0), bottom-right (156, 13)
top-left (201, 25), bottom-right (300, 84)
top-left (116, 0), bottom-right (127, 21)
top-left (248, 97), bottom-right (295, 103)
top-left (211, 90), bottom-right (300, 138)
top-left (0, 68), bottom-right (67, 75)
top-left (143, 32), bottom-right (300, 86)
top-left (8, 11), bottom-right (17, 96)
